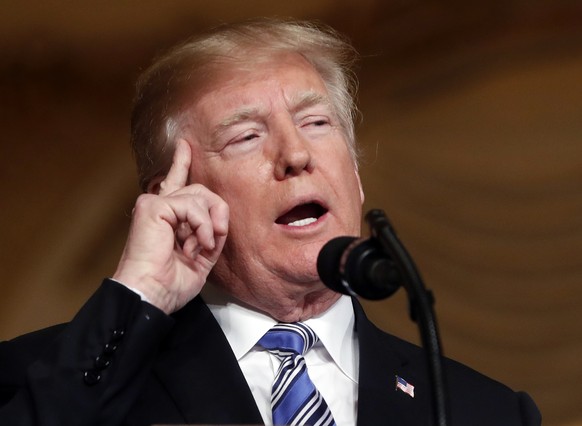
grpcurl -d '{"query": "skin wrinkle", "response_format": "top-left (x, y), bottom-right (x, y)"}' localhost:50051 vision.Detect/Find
top-left (212, 92), bottom-right (334, 154)
top-left (213, 107), bottom-right (262, 143)
top-left (180, 52), bottom-right (364, 322)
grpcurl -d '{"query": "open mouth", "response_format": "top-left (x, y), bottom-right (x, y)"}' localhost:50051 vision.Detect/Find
top-left (275, 202), bottom-right (327, 227)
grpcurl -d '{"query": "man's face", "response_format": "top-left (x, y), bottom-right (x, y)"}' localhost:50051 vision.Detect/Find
top-left (184, 53), bottom-right (364, 312)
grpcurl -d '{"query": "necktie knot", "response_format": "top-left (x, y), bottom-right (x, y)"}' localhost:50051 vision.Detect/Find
top-left (258, 322), bottom-right (336, 426)
top-left (258, 322), bottom-right (318, 357)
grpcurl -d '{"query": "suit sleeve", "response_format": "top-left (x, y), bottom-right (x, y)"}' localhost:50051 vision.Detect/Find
top-left (444, 357), bottom-right (542, 426)
top-left (517, 391), bottom-right (542, 426)
top-left (0, 279), bottom-right (174, 426)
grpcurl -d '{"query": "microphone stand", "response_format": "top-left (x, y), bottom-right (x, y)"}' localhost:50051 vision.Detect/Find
top-left (365, 209), bottom-right (451, 426)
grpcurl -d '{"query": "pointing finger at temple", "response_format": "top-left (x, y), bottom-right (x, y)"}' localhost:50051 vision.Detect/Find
top-left (158, 139), bottom-right (191, 196)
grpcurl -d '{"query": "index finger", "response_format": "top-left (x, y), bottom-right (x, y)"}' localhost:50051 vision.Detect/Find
top-left (158, 138), bottom-right (192, 196)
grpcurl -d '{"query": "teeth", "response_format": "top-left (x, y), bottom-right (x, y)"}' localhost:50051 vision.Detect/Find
top-left (288, 217), bottom-right (317, 227)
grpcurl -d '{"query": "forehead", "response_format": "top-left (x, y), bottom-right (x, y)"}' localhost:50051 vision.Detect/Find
top-left (192, 52), bottom-right (330, 118)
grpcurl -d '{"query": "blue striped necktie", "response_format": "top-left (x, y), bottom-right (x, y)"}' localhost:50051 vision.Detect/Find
top-left (258, 323), bottom-right (336, 426)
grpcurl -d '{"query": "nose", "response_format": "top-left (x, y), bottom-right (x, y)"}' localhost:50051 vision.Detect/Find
top-left (273, 125), bottom-right (313, 180)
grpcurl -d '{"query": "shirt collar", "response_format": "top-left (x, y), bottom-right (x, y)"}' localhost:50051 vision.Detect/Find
top-left (304, 295), bottom-right (358, 382)
top-left (201, 283), bottom-right (358, 382)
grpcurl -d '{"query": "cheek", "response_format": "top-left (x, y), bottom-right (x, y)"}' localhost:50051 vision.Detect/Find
top-left (327, 148), bottom-right (361, 192)
top-left (212, 169), bottom-right (267, 227)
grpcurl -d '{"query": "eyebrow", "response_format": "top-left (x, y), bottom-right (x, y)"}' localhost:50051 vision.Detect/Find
top-left (288, 91), bottom-right (332, 114)
top-left (211, 91), bottom-right (332, 140)
top-left (212, 107), bottom-right (262, 140)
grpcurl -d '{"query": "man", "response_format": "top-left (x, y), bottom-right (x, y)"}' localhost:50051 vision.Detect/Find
top-left (0, 19), bottom-right (540, 425)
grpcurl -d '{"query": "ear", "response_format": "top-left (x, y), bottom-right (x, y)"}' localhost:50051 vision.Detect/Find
top-left (146, 175), bottom-right (165, 195)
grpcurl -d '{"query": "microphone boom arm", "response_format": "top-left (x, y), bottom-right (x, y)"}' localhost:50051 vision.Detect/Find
top-left (365, 209), bottom-right (451, 426)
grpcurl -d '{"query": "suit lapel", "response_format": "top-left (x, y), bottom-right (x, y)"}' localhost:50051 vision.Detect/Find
top-left (150, 295), bottom-right (432, 425)
top-left (353, 298), bottom-right (431, 425)
top-left (153, 296), bottom-right (263, 425)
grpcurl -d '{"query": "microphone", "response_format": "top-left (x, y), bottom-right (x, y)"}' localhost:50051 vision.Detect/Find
top-left (317, 236), bottom-right (402, 300)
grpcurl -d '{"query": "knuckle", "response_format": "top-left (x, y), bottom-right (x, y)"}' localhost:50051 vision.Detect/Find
top-left (132, 193), bottom-right (157, 213)
top-left (158, 179), bottom-right (171, 193)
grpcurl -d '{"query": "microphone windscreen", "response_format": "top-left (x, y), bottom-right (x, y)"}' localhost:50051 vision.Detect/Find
top-left (317, 236), bottom-right (357, 295)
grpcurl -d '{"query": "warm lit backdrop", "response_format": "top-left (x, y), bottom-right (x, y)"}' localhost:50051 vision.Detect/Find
top-left (1, 1), bottom-right (581, 424)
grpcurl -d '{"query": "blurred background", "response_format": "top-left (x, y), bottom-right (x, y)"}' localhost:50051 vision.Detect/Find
top-left (1, 1), bottom-right (581, 424)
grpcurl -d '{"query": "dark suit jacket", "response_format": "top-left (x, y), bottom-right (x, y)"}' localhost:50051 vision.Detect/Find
top-left (0, 279), bottom-right (541, 425)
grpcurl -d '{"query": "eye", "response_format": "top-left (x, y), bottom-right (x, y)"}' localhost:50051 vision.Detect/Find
top-left (311, 119), bottom-right (329, 127)
top-left (220, 127), bottom-right (264, 156)
top-left (300, 115), bottom-right (333, 138)
top-left (241, 133), bottom-right (259, 142)
top-left (230, 130), bottom-right (261, 145)
top-left (303, 116), bottom-right (330, 128)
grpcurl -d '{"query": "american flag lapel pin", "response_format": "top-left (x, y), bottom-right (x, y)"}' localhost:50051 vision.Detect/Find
top-left (395, 375), bottom-right (415, 398)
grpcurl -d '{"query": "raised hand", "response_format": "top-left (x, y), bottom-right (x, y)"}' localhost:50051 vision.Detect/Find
top-left (113, 139), bottom-right (229, 314)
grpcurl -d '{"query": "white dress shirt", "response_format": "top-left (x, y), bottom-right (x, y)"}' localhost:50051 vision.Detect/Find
top-left (202, 283), bottom-right (359, 426)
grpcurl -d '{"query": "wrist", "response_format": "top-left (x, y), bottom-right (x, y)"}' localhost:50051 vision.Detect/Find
top-left (112, 270), bottom-right (175, 314)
